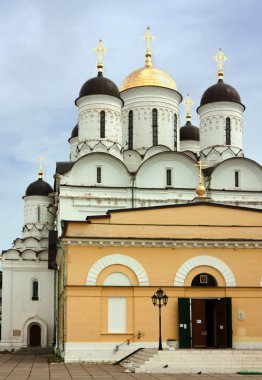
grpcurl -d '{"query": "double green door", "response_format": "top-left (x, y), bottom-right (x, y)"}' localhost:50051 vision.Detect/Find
top-left (178, 298), bottom-right (232, 348)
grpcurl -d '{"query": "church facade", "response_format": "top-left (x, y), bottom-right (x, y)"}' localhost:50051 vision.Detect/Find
top-left (1, 28), bottom-right (262, 361)
top-left (58, 203), bottom-right (262, 362)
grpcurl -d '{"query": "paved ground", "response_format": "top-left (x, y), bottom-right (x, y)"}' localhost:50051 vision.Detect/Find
top-left (0, 355), bottom-right (261, 380)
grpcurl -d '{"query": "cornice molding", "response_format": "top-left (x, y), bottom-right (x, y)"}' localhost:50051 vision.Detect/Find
top-left (62, 238), bottom-right (262, 249)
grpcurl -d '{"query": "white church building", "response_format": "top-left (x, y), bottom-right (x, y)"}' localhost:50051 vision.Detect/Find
top-left (1, 28), bottom-right (262, 352)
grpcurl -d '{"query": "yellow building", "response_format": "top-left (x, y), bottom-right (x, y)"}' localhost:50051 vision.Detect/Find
top-left (57, 201), bottom-right (262, 362)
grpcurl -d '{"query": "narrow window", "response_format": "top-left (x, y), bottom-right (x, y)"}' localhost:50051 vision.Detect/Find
top-left (97, 167), bottom-right (102, 183)
top-left (37, 206), bottom-right (41, 222)
top-left (166, 169), bottom-right (172, 186)
top-left (100, 111), bottom-right (105, 138)
top-left (32, 281), bottom-right (39, 301)
top-left (226, 117), bottom-right (231, 145)
top-left (128, 110), bottom-right (133, 150)
top-left (174, 114), bottom-right (177, 152)
top-left (152, 108), bottom-right (158, 146)
top-left (235, 171), bottom-right (239, 188)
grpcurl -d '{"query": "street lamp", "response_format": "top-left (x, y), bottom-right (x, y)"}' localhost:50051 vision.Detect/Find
top-left (151, 288), bottom-right (168, 350)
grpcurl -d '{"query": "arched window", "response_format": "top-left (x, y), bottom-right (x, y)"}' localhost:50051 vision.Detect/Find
top-left (235, 170), bottom-right (239, 187)
top-left (128, 110), bottom-right (133, 150)
top-left (32, 280), bottom-right (39, 301)
top-left (166, 168), bottom-right (172, 186)
top-left (37, 206), bottom-right (41, 222)
top-left (104, 272), bottom-right (131, 286)
top-left (100, 111), bottom-right (105, 138)
top-left (174, 114), bottom-right (177, 151)
top-left (191, 273), bottom-right (217, 287)
top-left (226, 117), bottom-right (231, 145)
top-left (152, 108), bottom-right (158, 146)
top-left (96, 166), bottom-right (102, 184)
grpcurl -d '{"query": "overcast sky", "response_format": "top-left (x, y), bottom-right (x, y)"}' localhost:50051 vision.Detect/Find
top-left (1, 0), bottom-right (262, 249)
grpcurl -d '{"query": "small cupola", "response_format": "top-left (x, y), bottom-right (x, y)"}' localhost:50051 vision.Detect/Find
top-left (180, 94), bottom-right (200, 154)
top-left (25, 158), bottom-right (53, 197)
top-left (180, 94), bottom-right (199, 142)
top-left (198, 49), bottom-right (245, 164)
top-left (75, 39), bottom-right (121, 104)
top-left (198, 48), bottom-right (244, 110)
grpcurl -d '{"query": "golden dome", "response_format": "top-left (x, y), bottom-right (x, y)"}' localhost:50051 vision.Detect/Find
top-left (120, 65), bottom-right (178, 92)
top-left (120, 27), bottom-right (177, 92)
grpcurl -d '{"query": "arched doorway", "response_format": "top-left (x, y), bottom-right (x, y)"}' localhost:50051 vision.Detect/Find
top-left (29, 323), bottom-right (41, 346)
top-left (179, 273), bottom-right (232, 349)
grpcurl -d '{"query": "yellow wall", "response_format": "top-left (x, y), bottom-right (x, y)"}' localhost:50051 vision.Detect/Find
top-left (59, 204), bottom-right (262, 346)
top-left (66, 245), bottom-right (262, 287)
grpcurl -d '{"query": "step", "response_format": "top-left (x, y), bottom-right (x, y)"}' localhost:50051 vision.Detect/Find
top-left (131, 348), bottom-right (262, 374)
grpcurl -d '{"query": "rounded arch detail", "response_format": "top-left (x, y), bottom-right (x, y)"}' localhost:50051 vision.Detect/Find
top-left (86, 254), bottom-right (149, 286)
top-left (174, 255), bottom-right (236, 287)
top-left (22, 316), bottom-right (48, 347)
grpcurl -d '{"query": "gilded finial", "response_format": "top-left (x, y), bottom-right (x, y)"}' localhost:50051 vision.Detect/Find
top-left (183, 94), bottom-right (194, 121)
top-left (213, 48), bottom-right (228, 80)
top-left (37, 156), bottom-right (45, 179)
top-left (194, 160), bottom-right (207, 197)
top-left (143, 26), bottom-right (155, 68)
top-left (93, 39), bottom-right (107, 73)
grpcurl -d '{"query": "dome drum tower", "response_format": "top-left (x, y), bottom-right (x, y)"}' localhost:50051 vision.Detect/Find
top-left (74, 40), bottom-right (124, 161)
top-left (197, 49), bottom-right (245, 167)
top-left (120, 27), bottom-right (182, 154)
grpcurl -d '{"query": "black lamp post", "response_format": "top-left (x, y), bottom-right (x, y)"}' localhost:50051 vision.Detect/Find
top-left (151, 288), bottom-right (168, 350)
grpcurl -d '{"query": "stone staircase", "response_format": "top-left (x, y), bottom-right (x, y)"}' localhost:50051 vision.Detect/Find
top-left (121, 348), bottom-right (262, 374)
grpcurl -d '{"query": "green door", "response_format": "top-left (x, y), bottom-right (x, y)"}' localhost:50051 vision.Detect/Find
top-left (178, 298), bottom-right (191, 348)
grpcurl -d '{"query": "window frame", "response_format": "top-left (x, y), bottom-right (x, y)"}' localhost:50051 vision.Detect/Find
top-left (108, 297), bottom-right (127, 333)
top-left (234, 170), bottom-right (240, 188)
top-left (32, 279), bottom-right (39, 301)
top-left (128, 110), bottom-right (133, 150)
top-left (100, 110), bottom-right (105, 138)
top-left (37, 205), bottom-right (41, 223)
top-left (174, 113), bottom-right (178, 152)
top-left (226, 117), bottom-right (231, 145)
top-left (152, 108), bottom-right (158, 146)
top-left (96, 166), bottom-right (102, 184)
top-left (166, 168), bottom-right (173, 187)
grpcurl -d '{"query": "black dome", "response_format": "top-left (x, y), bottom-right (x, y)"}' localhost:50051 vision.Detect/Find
top-left (180, 121), bottom-right (199, 141)
top-left (77, 72), bottom-right (121, 101)
top-left (25, 178), bottom-right (53, 197)
top-left (71, 124), bottom-right (78, 138)
top-left (199, 79), bottom-right (242, 108)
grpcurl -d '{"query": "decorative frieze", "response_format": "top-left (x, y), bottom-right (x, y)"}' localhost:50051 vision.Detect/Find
top-left (62, 238), bottom-right (262, 249)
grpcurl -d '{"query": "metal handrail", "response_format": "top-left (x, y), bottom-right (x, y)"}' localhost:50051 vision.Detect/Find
top-left (114, 331), bottom-right (144, 353)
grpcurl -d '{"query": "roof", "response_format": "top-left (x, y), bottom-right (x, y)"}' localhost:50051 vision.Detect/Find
top-left (198, 79), bottom-right (244, 109)
top-left (180, 121), bottom-right (200, 141)
top-left (75, 72), bottom-right (121, 103)
top-left (25, 178), bottom-right (53, 197)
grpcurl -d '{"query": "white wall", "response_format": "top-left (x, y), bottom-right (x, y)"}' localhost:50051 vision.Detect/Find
top-left (198, 102), bottom-right (244, 153)
top-left (210, 158), bottom-right (262, 191)
top-left (121, 87), bottom-right (181, 153)
top-left (136, 152), bottom-right (199, 189)
top-left (76, 95), bottom-right (123, 160)
top-left (1, 261), bottom-right (54, 349)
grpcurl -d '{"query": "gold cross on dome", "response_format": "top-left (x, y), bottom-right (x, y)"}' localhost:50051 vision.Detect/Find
top-left (143, 26), bottom-right (155, 53)
top-left (183, 94), bottom-right (194, 121)
top-left (213, 48), bottom-right (228, 79)
top-left (93, 39), bottom-right (107, 72)
top-left (37, 156), bottom-right (45, 179)
top-left (194, 160), bottom-right (207, 184)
